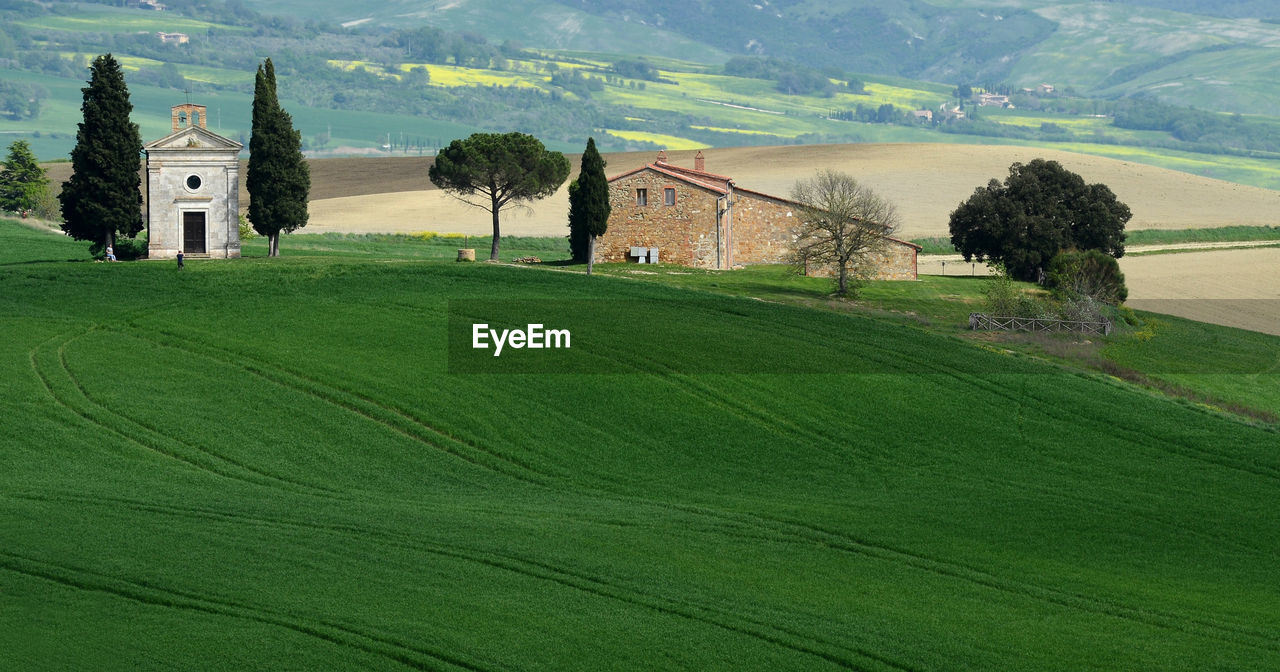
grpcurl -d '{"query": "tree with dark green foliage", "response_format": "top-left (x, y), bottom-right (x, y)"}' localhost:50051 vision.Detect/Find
top-left (567, 137), bottom-right (610, 273)
top-left (1047, 248), bottom-right (1128, 304)
top-left (0, 140), bottom-right (47, 215)
top-left (58, 54), bottom-right (142, 254)
top-left (567, 179), bottom-right (586, 261)
top-left (949, 159), bottom-right (1130, 281)
top-left (248, 57), bottom-right (310, 257)
top-left (429, 132), bottom-right (569, 261)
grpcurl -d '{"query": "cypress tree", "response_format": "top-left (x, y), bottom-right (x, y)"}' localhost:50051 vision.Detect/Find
top-left (58, 54), bottom-right (142, 254)
top-left (574, 137), bottom-right (610, 274)
top-left (0, 140), bottom-right (48, 216)
top-left (567, 178), bottom-right (588, 262)
top-left (248, 58), bottom-right (310, 257)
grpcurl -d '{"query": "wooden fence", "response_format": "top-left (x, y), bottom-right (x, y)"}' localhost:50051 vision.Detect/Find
top-left (969, 313), bottom-right (1112, 336)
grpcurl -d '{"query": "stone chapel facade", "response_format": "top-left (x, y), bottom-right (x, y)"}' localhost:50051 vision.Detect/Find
top-left (596, 151), bottom-right (919, 280)
top-left (144, 104), bottom-right (243, 259)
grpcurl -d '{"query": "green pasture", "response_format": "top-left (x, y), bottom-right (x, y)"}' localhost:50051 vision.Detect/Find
top-left (16, 8), bottom-right (244, 34)
top-left (1127, 225), bottom-right (1280, 246)
top-left (3, 218), bottom-right (1279, 669)
top-left (1004, 3), bottom-right (1280, 115)
top-left (604, 129), bottom-right (708, 150)
top-left (592, 261), bottom-right (1280, 419)
top-left (237, 0), bottom-right (726, 64)
top-left (1104, 311), bottom-right (1280, 419)
top-left (1093, 46), bottom-right (1280, 116)
top-left (240, 231), bottom-right (568, 261)
top-left (914, 226), bottom-right (1280, 254)
top-left (56, 53), bottom-right (255, 87)
top-left (0, 67), bottom-right (487, 159)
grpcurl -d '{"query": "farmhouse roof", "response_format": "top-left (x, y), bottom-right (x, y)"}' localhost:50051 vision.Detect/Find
top-left (608, 160), bottom-right (732, 195)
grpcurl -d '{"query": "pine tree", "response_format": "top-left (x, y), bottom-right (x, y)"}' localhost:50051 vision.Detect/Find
top-left (248, 58), bottom-right (310, 257)
top-left (58, 54), bottom-right (142, 253)
top-left (429, 132), bottom-right (569, 261)
top-left (568, 137), bottom-right (610, 274)
top-left (0, 140), bottom-right (48, 216)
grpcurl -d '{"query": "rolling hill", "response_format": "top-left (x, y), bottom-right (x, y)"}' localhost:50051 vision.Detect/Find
top-left (203, 143), bottom-right (1278, 239)
top-left (233, 0), bottom-right (1280, 115)
top-left (2, 218), bottom-right (1278, 670)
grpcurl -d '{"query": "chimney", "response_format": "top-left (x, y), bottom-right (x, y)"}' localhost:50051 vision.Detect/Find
top-left (694, 150), bottom-right (705, 172)
top-left (656, 149), bottom-right (667, 164)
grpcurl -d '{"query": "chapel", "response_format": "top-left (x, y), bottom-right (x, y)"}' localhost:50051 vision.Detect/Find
top-left (143, 103), bottom-right (243, 259)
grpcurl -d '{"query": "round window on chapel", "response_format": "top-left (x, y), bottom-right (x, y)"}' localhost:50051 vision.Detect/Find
top-left (185, 174), bottom-right (202, 191)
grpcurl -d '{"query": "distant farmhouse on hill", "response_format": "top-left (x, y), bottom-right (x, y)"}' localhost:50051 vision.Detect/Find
top-left (596, 151), bottom-right (919, 280)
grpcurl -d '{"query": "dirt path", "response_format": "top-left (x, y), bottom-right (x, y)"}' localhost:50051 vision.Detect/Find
top-left (1122, 247), bottom-right (1280, 336)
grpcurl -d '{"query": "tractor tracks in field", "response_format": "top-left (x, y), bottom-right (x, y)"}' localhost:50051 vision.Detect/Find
top-left (27, 328), bottom-right (338, 498)
top-left (120, 324), bottom-right (560, 491)
top-left (165, 323), bottom-right (1280, 655)
top-left (3, 490), bottom-right (903, 672)
top-left (38, 319), bottom-right (1280, 659)
top-left (551, 342), bottom-right (1280, 654)
top-left (0, 547), bottom-right (494, 672)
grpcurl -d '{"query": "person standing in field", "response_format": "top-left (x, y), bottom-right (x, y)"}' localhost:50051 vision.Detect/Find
top-left (177, 249), bottom-right (184, 270)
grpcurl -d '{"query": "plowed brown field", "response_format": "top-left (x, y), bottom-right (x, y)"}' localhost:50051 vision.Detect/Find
top-left (296, 143), bottom-right (1280, 238)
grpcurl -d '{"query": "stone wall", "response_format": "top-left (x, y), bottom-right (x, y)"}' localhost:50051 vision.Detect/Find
top-left (598, 170), bottom-right (722, 267)
top-left (600, 166), bottom-right (917, 279)
top-left (803, 238), bottom-right (919, 281)
top-left (727, 190), bottom-right (799, 266)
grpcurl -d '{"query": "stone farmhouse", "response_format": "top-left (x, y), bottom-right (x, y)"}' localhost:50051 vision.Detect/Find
top-left (596, 151), bottom-right (919, 280)
top-left (143, 103), bottom-right (243, 259)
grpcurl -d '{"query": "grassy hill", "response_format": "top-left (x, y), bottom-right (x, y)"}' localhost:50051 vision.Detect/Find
top-left (2, 218), bottom-right (1278, 670)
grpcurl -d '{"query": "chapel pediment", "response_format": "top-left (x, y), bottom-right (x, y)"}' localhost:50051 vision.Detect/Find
top-left (144, 124), bottom-right (242, 151)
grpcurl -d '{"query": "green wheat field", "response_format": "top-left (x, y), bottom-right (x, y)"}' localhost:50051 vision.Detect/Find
top-left (1, 220), bottom-right (1277, 670)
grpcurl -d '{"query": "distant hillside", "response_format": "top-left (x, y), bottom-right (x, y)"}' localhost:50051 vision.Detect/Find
top-left (1109, 0), bottom-right (1280, 19)
top-left (236, 0), bottom-right (728, 63)
top-left (11, 0), bottom-right (1280, 196)
top-left (554, 0), bottom-right (1055, 83)
top-left (236, 0), bottom-right (1280, 115)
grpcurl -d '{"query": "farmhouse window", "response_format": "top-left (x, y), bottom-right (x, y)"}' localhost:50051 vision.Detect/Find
top-left (664, 188), bottom-right (676, 206)
top-left (636, 188), bottom-right (647, 206)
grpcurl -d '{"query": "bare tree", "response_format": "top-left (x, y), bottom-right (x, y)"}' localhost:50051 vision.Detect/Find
top-left (790, 170), bottom-right (901, 296)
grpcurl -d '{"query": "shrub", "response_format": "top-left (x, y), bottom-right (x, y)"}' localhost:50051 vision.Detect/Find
top-left (32, 182), bottom-right (60, 221)
top-left (114, 235), bottom-right (148, 260)
top-left (238, 214), bottom-right (256, 240)
top-left (1116, 305), bottom-right (1140, 327)
top-left (1046, 249), bottom-right (1128, 304)
top-left (982, 269), bottom-right (1044, 318)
